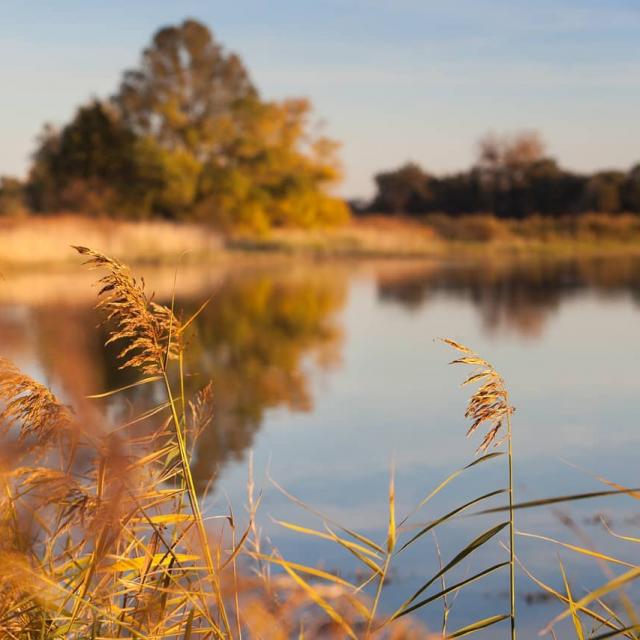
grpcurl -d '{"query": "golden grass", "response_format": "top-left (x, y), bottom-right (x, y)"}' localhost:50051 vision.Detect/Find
top-left (425, 212), bottom-right (640, 252)
top-left (1, 248), bottom-right (639, 639)
top-left (0, 247), bottom-right (437, 638)
top-left (228, 215), bottom-right (442, 257)
top-left (0, 214), bottom-right (224, 268)
top-left (443, 339), bottom-right (516, 640)
top-left (3, 213), bottom-right (640, 271)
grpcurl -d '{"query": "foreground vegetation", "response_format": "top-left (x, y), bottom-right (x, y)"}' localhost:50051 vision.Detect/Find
top-left (1, 248), bottom-right (639, 638)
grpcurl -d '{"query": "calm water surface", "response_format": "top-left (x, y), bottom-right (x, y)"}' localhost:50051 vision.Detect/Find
top-left (2, 254), bottom-right (640, 638)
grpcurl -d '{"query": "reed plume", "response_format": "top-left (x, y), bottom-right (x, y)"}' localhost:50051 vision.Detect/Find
top-left (442, 338), bottom-right (514, 452)
top-left (73, 245), bottom-right (182, 374)
top-left (0, 356), bottom-right (73, 446)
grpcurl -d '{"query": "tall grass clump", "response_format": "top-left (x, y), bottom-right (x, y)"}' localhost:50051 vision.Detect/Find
top-left (265, 342), bottom-right (522, 638)
top-left (0, 246), bottom-right (238, 637)
top-left (0, 246), bottom-right (432, 638)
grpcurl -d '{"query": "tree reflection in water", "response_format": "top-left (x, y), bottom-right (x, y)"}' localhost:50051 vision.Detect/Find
top-left (2, 254), bottom-right (640, 492)
top-left (376, 254), bottom-right (640, 338)
top-left (182, 269), bottom-right (346, 488)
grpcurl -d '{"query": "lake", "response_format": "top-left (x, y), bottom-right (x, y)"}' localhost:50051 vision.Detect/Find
top-left (2, 253), bottom-right (640, 638)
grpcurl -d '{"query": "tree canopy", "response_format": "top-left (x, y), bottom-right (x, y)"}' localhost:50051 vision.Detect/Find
top-left (27, 19), bottom-right (348, 231)
top-left (369, 131), bottom-right (640, 218)
top-left (116, 19), bottom-right (257, 159)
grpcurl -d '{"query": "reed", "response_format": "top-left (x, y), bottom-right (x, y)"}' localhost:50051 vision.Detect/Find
top-left (0, 246), bottom-right (431, 638)
top-left (1, 247), bottom-right (639, 638)
top-left (441, 338), bottom-right (517, 639)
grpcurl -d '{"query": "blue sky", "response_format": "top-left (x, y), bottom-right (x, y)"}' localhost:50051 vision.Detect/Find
top-left (2, 0), bottom-right (640, 197)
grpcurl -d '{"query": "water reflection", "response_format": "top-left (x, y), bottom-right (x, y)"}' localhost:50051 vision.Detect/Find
top-left (2, 254), bottom-right (640, 486)
top-left (376, 255), bottom-right (640, 337)
top-left (183, 269), bottom-right (345, 487)
top-left (0, 263), bottom-right (346, 489)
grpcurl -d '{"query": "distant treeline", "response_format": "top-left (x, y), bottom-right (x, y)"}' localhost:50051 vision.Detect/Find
top-left (365, 132), bottom-right (640, 218)
top-left (0, 20), bottom-right (348, 232)
top-left (2, 22), bottom-right (639, 229)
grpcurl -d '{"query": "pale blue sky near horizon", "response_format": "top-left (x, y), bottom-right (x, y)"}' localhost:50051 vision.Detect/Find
top-left (1, 0), bottom-right (640, 198)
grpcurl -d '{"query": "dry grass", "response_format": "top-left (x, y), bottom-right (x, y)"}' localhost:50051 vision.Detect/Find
top-left (0, 247), bottom-right (436, 639)
top-left (3, 213), bottom-right (640, 271)
top-left (425, 212), bottom-right (640, 251)
top-left (0, 214), bottom-right (224, 268)
top-left (1, 248), bottom-right (639, 639)
top-left (228, 216), bottom-right (442, 257)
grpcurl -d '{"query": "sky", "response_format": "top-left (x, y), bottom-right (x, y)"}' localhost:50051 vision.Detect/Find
top-left (2, 0), bottom-right (640, 198)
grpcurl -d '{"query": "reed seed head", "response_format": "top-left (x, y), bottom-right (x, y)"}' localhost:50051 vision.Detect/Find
top-left (0, 357), bottom-right (73, 446)
top-left (74, 246), bottom-right (183, 375)
top-left (442, 338), bottom-right (514, 452)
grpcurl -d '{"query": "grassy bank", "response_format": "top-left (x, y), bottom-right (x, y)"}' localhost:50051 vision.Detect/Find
top-left (0, 214), bottom-right (225, 269)
top-left (2, 213), bottom-right (640, 269)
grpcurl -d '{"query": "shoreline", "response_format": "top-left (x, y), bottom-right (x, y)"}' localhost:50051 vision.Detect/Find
top-left (2, 213), bottom-right (640, 272)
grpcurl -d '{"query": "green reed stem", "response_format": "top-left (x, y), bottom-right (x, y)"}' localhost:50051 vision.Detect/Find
top-left (163, 372), bottom-right (231, 639)
top-left (367, 554), bottom-right (392, 638)
top-left (506, 404), bottom-right (516, 640)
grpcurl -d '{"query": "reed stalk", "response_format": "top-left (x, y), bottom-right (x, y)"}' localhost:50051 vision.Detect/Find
top-left (506, 401), bottom-right (516, 640)
top-left (442, 337), bottom-right (517, 638)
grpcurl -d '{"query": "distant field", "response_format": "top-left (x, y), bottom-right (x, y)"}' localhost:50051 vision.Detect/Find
top-left (0, 214), bottom-right (225, 268)
top-left (2, 213), bottom-right (640, 269)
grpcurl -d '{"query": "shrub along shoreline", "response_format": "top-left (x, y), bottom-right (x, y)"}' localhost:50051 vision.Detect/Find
top-left (2, 213), bottom-right (640, 270)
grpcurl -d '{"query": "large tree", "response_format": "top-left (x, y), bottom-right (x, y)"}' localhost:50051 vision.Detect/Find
top-left (28, 19), bottom-right (348, 229)
top-left (115, 19), bottom-right (257, 160)
top-left (28, 102), bottom-right (137, 214)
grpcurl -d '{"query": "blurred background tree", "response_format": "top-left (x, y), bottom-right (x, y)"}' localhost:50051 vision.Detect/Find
top-left (27, 19), bottom-right (348, 231)
top-left (21, 19), bottom-right (640, 224)
top-left (369, 130), bottom-right (640, 219)
top-left (0, 176), bottom-right (29, 217)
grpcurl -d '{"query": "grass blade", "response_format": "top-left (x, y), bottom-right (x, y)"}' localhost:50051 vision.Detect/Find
top-left (446, 613), bottom-right (509, 638)
top-left (475, 487), bottom-right (640, 515)
top-left (515, 556), bottom-right (633, 638)
top-left (543, 566), bottom-right (640, 633)
top-left (393, 521), bottom-right (508, 618)
top-left (395, 562), bottom-right (509, 618)
top-left (250, 552), bottom-right (354, 588)
top-left (559, 559), bottom-right (584, 640)
top-left (183, 607), bottom-right (195, 640)
top-left (398, 489), bottom-right (506, 553)
top-left (324, 525), bottom-right (383, 576)
top-left (399, 452), bottom-right (504, 527)
top-left (274, 520), bottom-right (381, 559)
top-left (86, 376), bottom-right (162, 398)
top-left (591, 626), bottom-right (640, 639)
top-left (388, 468), bottom-right (396, 553)
top-left (518, 531), bottom-right (636, 569)
top-left (269, 475), bottom-right (384, 553)
top-left (280, 562), bottom-right (357, 640)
